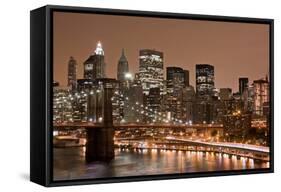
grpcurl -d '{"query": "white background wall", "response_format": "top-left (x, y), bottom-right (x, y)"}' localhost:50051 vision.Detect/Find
top-left (0, 0), bottom-right (279, 191)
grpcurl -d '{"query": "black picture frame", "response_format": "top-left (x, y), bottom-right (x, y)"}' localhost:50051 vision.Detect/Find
top-left (30, 5), bottom-right (274, 187)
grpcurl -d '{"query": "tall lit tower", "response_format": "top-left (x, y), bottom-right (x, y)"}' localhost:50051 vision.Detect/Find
top-left (67, 56), bottom-right (77, 90)
top-left (138, 49), bottom-right (164, 95)
top-left (195, 64), bottom-right (214, 98)
top-left (117, 48), bottom-right (129, 81)
top-left (84, 41), bottom-right (106, 79)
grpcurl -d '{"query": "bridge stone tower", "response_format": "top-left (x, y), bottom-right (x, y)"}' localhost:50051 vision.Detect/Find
top-left (86, 79), bottom-right (115, 162)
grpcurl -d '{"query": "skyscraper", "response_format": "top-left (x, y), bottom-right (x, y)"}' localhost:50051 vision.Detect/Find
top-left (166, 67), bottom-right (189, 87)
top-left (180, 85), bottom-right (195, 122)
top-left (242, 84), bottom-right (255, 112)
top-left (239, 77), bottom-right (249, 95)
top-left (166, 67), bottom-right (184, 92)
top-left (84, 41), bottom-right (106, 79)
top-left (123, 82), bottom-right (144, 123)
top-left (196, 64), bottom-right (214, 98)
top-left (67, 56), bottom-right (77, 90)
top-left (192, 100), bottom-right (214, 124)
top-left (138, 49), bottom-right (164, 95)
top-left (253, 77), bottom-right (269, 115)
top-left (117, 49), bottom-right (129, 81)
top-left (165, 67), bottom-right (189, 121)
top-left (183, 70), bottom-right (190, 87)
top-left (166, 67), bottom-right (183, 81)
top-left (145, 87), bottom-right (161, 123)
top-left (53, 86), bottom-right (73, 123)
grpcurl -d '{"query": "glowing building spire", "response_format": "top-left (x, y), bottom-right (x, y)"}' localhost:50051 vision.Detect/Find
top-left (94, 41), bottom-right (104, 55)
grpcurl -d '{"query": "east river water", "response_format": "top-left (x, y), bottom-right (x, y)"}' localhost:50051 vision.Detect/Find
top-left (53, 147), bottom-right (269, 181)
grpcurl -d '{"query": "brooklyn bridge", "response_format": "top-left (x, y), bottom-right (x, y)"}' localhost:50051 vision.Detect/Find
top-left (53, 85), bottom-right (269, 163)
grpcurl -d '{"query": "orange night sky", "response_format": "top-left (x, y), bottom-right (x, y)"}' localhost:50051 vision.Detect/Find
top-left (53, 11), bottom-right (269, 92)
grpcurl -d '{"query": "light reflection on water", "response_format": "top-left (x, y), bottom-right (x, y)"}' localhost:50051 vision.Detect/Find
top-left (53, 147), bottom-right (269, 181)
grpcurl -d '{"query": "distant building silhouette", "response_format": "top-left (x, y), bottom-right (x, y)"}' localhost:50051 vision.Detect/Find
top-left (117, 48), bottom-right (129, 81)
top-left (67, 56), bottom-right (77, 90)
top-left (239, 77), bottom-right (249, 95)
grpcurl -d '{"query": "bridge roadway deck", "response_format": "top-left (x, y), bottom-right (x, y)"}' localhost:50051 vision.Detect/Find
top-left (53, 123), bottom-right (224, 129)
top-left (165, 137), bottom-right (269, 154)
top-left (116, 137), bottom-right (269, 154)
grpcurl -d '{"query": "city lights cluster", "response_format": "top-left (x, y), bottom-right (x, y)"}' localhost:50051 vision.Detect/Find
top-left (117, 95), bottom-right (192, 125)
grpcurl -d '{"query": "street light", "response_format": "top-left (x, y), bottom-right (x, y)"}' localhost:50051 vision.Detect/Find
top-left (98, 117), bottom-right (103, 122)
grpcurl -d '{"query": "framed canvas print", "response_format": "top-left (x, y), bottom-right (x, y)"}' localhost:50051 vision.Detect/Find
top-left (30, 5), bottom-right (274, 187)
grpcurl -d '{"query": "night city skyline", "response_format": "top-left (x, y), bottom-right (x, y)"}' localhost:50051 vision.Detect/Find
top-left (52, 11), bottom-right (271, 181)
top-left (53, 12), bottom-right (269, 92)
